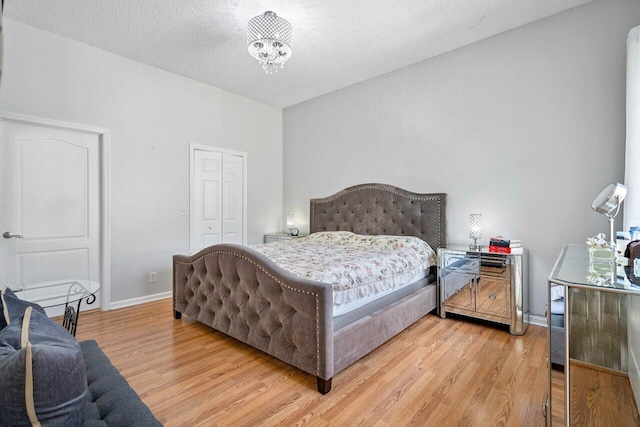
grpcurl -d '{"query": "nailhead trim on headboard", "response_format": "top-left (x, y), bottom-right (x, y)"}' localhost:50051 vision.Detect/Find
top-left (310, 183), bottom-right (447, 250)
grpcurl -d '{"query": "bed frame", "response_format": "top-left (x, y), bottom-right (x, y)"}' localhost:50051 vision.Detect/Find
top-left (173, 183), bottom-right (447, 393)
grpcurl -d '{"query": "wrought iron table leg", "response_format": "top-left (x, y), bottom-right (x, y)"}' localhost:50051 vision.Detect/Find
top-left (62, 293), bottom-right (96, 336)
top-left (62, 303), bottom-right (79, 336)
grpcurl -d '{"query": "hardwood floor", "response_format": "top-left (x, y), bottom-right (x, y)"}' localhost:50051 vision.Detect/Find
top-left (550, 363), bottom-right (640, 426)
top-left (75, 299), bottom-right (548, 426)
top-left (551, 368), bottom-right (565, 426)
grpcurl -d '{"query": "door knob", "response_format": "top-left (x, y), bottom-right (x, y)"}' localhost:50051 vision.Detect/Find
top-left (2, 231), bottom-right (21, 239)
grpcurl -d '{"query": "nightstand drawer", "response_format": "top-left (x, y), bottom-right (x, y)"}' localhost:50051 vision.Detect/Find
top-left (264, 233), bottom-right (308, 243)
top-left (264, 233), bottom-right (293, 243)
top-left (480, 254), bottom-right (510, 279)
top-left (442, 272), bottom-right (475, 310)
top-left (476, 277), bottom-right (510, 319)
top-left (441, 252), bottom-right (480, 273)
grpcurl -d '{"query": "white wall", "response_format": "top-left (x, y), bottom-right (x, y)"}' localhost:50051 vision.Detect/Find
top-left (283, 0), bottom-right (640, 317)
top-left (0, 19), bottom-right (283, 304)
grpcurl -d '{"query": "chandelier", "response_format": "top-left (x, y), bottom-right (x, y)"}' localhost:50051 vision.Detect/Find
top-left (247, 11), bottom-right (292, 74)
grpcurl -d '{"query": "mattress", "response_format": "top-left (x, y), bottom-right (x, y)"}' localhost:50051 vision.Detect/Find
top-left (330, 270), bottom-right (427, 316)
top-left (251, 231), bottom-right (436, 315)
top-left (333, 274), bottom-right (435, 331)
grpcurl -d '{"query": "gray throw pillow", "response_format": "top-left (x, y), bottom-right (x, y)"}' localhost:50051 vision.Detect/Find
top-left (0, 286), bottom-right (46, 330)
top-left (0, 306), bottom-right (88, 426)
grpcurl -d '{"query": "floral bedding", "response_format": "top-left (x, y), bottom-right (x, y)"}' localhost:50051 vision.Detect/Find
top-left (251, 231), bottom-right (436, 306)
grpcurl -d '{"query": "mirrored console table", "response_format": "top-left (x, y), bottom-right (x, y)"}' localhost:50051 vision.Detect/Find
top-left (546, 244), bottom-right (640, 425)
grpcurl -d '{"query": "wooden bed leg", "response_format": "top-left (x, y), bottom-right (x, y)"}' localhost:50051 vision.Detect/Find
top-left (317, 377), bottom-right (332, 394)
top-left (173, 310), bottom-right (182, 320)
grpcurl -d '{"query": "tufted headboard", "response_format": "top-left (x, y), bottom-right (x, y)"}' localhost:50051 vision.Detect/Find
top-left (310, 183), bottom-right (447, 251)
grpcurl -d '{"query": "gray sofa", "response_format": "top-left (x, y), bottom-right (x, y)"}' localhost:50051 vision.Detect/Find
top-left (0, 286), bottom-right (161, 426)
top-left (81, 340), bottom-right (162, 426)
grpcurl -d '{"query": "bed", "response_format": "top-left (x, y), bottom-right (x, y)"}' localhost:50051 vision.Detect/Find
top-left (173, 183), bottom-right (447, 393)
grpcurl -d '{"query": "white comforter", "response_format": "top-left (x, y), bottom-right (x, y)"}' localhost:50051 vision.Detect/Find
top-left (251, 231), bottom-right (436, 306)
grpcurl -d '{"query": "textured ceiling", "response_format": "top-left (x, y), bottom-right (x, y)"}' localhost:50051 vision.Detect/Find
top-left (5, 0), bottom-right (595, 108)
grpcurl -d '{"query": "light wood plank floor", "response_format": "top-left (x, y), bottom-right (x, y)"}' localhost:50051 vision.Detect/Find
top-left (550, 363), bottom-right (640, 426)
top-left (75, 299), bottom-right (548, 426)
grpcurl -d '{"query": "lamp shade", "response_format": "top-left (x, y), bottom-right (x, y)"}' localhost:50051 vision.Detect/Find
top-left (469, 214), bottom-right (482, 240)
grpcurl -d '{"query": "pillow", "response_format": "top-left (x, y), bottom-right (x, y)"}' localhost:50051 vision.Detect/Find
top-left (0, 306), bottom-right (88, 426)
top-left (0, 286), bottom-right (47, 330)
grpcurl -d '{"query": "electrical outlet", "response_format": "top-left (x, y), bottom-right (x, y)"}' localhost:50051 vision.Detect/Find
top-left (149, 272), bottom-right (157, 283)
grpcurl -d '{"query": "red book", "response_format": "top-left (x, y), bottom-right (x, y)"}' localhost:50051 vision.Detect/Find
top-left (489, 245), bottom-right (523, 254)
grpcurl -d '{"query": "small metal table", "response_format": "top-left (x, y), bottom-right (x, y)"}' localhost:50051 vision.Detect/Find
top-left (14, 279), bottom-right (100, 336)
top-left (546, 244), bottom-right (640, 425)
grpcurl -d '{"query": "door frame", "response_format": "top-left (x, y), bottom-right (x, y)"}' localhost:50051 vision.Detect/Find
top-left (0, 111), bottom-right (112, 311)
top-left (189, 143), bottom-right (247, 251)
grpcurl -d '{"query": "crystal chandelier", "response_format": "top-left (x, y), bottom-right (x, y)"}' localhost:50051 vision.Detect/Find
top-left (247, 11), bottom-right (292, 74)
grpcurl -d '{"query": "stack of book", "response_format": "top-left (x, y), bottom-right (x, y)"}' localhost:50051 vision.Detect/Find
top-left (489, 236), bottom-right (523, 254)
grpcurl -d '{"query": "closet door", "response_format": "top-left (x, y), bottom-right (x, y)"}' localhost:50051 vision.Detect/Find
top-left (192, 150), bottom-right (222, 251)
top-left (191, 147), bottom-right (246, 252)
top-left (222, 153), bottom-right (244, 244)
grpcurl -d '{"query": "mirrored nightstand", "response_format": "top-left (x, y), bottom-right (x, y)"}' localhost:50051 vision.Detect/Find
top-left (264, 233), bottom-right (307, 243)
top-left (438, 245), bottom-right (529, 335)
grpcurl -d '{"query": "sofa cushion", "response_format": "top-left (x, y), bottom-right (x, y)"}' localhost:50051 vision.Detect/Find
top-left (80, 340), bottom-right (162, 427)
top-left (0, 306), bottom-right (88, 426)
top-left (0, 286), bottom-right (47, 330)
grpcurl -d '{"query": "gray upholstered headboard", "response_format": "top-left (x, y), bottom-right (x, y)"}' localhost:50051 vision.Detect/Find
top-left (310, 183), bottom-right (447, 251)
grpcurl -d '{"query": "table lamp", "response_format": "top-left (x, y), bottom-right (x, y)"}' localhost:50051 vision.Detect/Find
top-left (469, 214), bottom-right (482, 250)
top-left (286, 214), bottom-right (299, 236)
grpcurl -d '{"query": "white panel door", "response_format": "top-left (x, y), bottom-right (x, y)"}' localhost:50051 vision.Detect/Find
top-left (222, 153), bottom-right (244, 244)
top-left (192, 149), bottom-right (222, 251)
top-left (0, 120), bottom-right (101, 309)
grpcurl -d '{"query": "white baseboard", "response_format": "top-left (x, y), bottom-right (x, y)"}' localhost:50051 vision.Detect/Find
top-left (528, 313), bottom-right (547, 328)
top-left (109, 291), bottom-right (171, 310)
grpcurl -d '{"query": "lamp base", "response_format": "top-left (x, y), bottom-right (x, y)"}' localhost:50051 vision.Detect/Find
top-left (469, 238), bottom-right (483, 251)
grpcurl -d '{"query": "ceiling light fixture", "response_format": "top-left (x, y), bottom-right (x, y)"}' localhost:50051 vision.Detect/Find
top-left (247, 11), bottom-right (292, 74)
